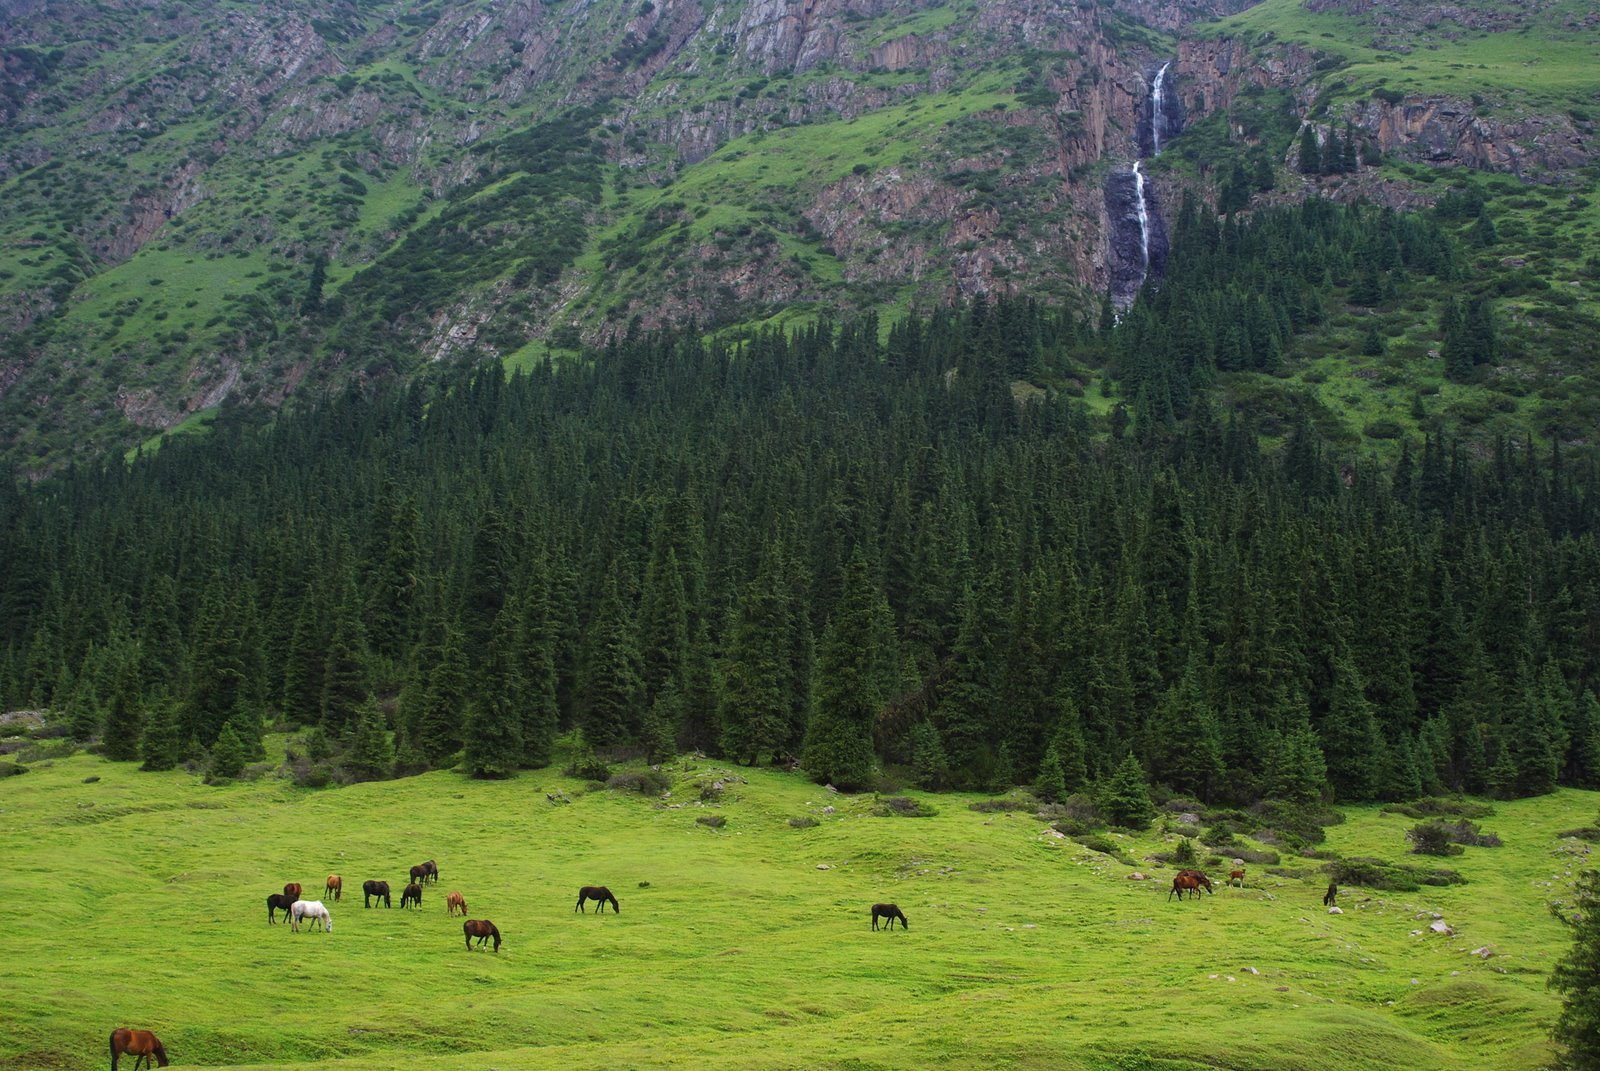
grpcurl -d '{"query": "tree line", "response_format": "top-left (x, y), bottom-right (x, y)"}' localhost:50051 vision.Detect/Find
top-left (1, 198), bottom-right (1595, 805)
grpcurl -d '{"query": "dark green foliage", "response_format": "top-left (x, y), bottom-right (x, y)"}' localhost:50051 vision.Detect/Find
top-left (344, 697), bottom-right (394, 782)
top-left (802, 553), bottom-right (888, 790)
top-left (1551, 870), bottom-right (1600, 1071)
top-left (207, 722), bottom-right (247, 781)
top-left (463, 694), bottom-right (522, 779)
top-left (1100, 754), bottom-right (1155, 829)
top-left (101, 654), bottom-right (143, 762)
top-left (1407, 821), bottom-right (1464, 856)
top-left (138, 699), bottom-right (183, 771)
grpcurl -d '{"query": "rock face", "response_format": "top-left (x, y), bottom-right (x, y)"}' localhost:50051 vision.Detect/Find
top-left (1354, 96), bottom-right (1591, 179)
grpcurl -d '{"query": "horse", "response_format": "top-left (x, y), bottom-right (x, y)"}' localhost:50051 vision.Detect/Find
top-left (110, 1028), bottom-right (168, 1070)
top-left (446, 891), bottom-right (468, 916)
top-left (421, 859), bottom-right (438, 884)
top-left (291, 899), bottom-right (332, 933)
top-left (1324, 882), bottom-right (1338, 907)
top-left (575, 886), bottom-right (619, 913)
top-left (324, 874), bottom-right (342, 901)
top-left (1228, 868), bottom-right (1246, 888)
top-left (401, 882), bottom-right (423, 909)
top-left (870, 903), bottom-right (908, 931)
top-left (463, 919), bottom-right (501, 952)
top-left (267, 892), bottom-right (296, 924)
top-left (363, 879), bottom-right (391, 908)
top-left (1168, 870), bottom-right (1214, 901)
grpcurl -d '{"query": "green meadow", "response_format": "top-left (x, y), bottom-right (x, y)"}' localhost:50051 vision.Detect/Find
top-left (1, 747), bottom-right (1593, 1070)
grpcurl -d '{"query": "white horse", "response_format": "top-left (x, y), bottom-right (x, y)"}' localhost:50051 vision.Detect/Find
top-left (291, 899), bottom-right (332, 933)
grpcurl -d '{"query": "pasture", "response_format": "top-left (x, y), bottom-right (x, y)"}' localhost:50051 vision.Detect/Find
top-left (0, 748), bottom-right (1592, 1070)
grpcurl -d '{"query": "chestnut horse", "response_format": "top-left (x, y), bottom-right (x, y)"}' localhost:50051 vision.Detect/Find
top-left (1169, 869), bottom-right (1214, 901)
top-left (446, 891), bottom-right (467, 916)
top-left (575, 886), bottom-right (619, 913)
top-left (464, 919), bottom-right (501, 951)
top-left (324, 874), bottom-right (342, 901)
top-left (870, 903), bottom-right (908, 930)
top-left (401, 882), bottom-right (423, 909)
top-left (282, 882), bottom-right (302, 903)
top-left (267, 892), bottom-right (296, 924)
top-left (1228, 868), bottom-right (1246, 888)
top-left (363, 879), bottom-right (391, 908)
top-left (110, 1027), bottom-right (168, 1070)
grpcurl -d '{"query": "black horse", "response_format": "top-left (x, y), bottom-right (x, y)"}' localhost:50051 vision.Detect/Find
top-left (1324, 882), bottom-right (1339, 907)
top-left (267, 892), bottom-right (295, 924)
top-left (870, 903), bottom-right (908, 931)
top-left (464, 919), bottom-right (502, 952)
top-left (363, 879), bottom-right (391, 908)
top-left (401, 882), bottom-right (423, 909)
top-left (575, 886), bottom-right (619, 913)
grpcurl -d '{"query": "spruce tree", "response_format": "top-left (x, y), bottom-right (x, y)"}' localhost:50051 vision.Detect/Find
top-left (415, 625), bottom-right (469, 765)
top-left (1321, 653), bottom-right (1381, 801)
top-left (802, 554), bottom-right (885, 790)
top-left (139, 698), bottom-right (183, 772)
top-left (1035, 742), bottom-right (1067, 803)
top-left (639, 683), bottom-right (681, 765)
top-left (1298, 126), bottom-right (1322, 175)
top-left (344, 696), bottom-right (394, 782)
top-left (208, 723), bottom-right (247, 781)
top-left (580, 572), bottom-right (643, 748)
top-left (1100, 753), bottom-right (1155, 829)
top-left (1551, 869), bottom-right (1600, 1071)
top-left (463, 694), bottom-right (522, 780)
top-left (910, 720), bottom-right (951, 790)
top-left (101, 655), bottom-right (144, 761)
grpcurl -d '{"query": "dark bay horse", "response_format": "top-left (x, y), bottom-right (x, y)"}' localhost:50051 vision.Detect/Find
top-left (871, 903), bottom-right (908, 930)
top-left (267, 892), bottom-right (296, 924)
top-left (324, 874), bottom-right (342, 901)
top-left (401, 882), bottom-right (423, 909)
top-left (575, 886), bottom-right (619, 913)
top-left (1324, 882), bottom-right (1339, 907)
top-left (363, 880), bottom-right (391, 908)
top-left (110, 1027), bottom-right (168, 1070)
top-left (410, 860), bottom-right (438, 885)
top-left (463, 919), bottom-right (501, 951)
top-left (282, 882), bottom-right (302, 903)
top-left (1169, 869), bottom-right (1214, 901)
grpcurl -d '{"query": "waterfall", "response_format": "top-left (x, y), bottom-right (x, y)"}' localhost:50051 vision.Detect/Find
top-left (1132, 161), bottom-right (1150, 277)
top-left (1150, 61), bottom-right (1171, 156)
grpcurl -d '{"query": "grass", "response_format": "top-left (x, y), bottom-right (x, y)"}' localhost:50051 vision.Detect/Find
top-left (1, 745), bottom-right (1591, 1070)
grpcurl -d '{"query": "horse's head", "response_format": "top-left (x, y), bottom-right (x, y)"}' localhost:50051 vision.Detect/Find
top-left (324, 913), bottom-right (332, 932)
top-left (154, 1042), bottom-right (169, 1067)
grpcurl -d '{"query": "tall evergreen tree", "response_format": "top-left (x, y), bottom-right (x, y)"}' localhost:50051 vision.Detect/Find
top-left (802, 553), bottom-right (887, 790)
top-left (1551, 868), bottom-right (1600, 1071)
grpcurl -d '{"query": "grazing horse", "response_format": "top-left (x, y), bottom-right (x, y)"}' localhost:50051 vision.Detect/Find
top-left (422, 859), bottom-right (438, 884)
top-left (110, 1028), bottom-right (168, 1070)
top-left (291, 899), bottom-right (332, 933)
top-left (401, 882), bottom-right (423, 909)
top-left (282, 882), bottom-right (302, 903)
top-left (446, 891), bottom-right (468, 916)
top-left (324, 874), bottom-right (342, 902)
top-left (1324, 882), bottom-right (1339, 907)
top-left (870, 903), bottom-right (908, 931)
top-left (363, 879), bottom-right (391, 908)
top-left (1228, 868), bottom-right (1246, 888)
top-left (463, 919), bottom-right (501, 951)
top-left (575, 886), bottom-right (619, 913)
top-left (267, 892), bottom-right (296, 924)
top-left (1169, 870), bottom-right (1215, 901)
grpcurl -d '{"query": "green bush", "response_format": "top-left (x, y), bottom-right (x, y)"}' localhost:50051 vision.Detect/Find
top-left (872, 795), bottom-right (938, 818)
top-left (1407, 821), bottom-right (1464, 856)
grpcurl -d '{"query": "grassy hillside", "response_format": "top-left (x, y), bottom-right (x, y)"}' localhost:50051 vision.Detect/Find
top-left (1, 744), bottom-right (1592, 1070)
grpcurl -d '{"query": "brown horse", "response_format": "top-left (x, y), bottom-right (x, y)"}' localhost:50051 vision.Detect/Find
top-left (267, 892), bottom-right (296, 924)
top-left (870, 903), bottom-right (908, 930)
top-left (401, 882), bottom-right (423, 909)
top-left (324, 874), bottom-right (342, 901)
top-left (110, 1028), bottom-right (168, 1070)
top-left (446, 891), bottom-right (468, 916)
top-left (409, 859), bottom-right (438, 885)
top-left (1169, 869), bottom-right (1214, 901)
top-left (575, 886), bottom-right (619, 913)
top-left (464, 919), bottom-right (501, 951)
top-left (1324, 882), bottom-right (1338, 907)
top-left (363, 879), bottom-right (390, 908)
top-left (1228, 868), bottom-right (1246, 888)
top-left (283, 882), bottom-right (302, 903)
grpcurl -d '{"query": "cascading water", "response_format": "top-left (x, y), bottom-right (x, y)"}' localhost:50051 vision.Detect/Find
top-left (1132, 161), bottom-right (1150, 276)
top-left (1149, 61), bottom-right (1171, 156)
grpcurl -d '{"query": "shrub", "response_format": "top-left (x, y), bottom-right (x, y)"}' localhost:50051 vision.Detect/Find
top-left (1381, 797), bottom-right (1495, 820)
top-left (1072, 834), bottom-right (1140, 867)
top-left (872, 795), bottom-right (938, 818)
top-left (607, 768), bottom-right (674, 794)
top-left (1407, 821), bottom-right (1464, 856)
top-left (789, 816), bottom-right (819, 829)
top-left (0, 761), bottom-right (26, 777)
top-left (968, 796), bottom-right (1038, 813)
top-left (695, 814), bottom-right (727, 829)
top-left (1172, 837), bottom-right (1199, 866)
top-left (1324, 856), bottom-right (1467, 891)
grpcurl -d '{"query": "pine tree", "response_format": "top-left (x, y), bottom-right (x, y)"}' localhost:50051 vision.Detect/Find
top-left (1566, 692), bottom-right (1600, 789)
top-left (319, 614), bottom-right (368, 736)
top-left (139, 698), bottom-right (184, 772)
top-left (719, 557), bottom-right (790, 765)
top-left (101, 654), bottom-right (144, 761)
top-left (463, 694), bottom-right (522, 779)
top-left (415, 625), bottom-right (469, 765)
top-left (1100, 753), bottom-right (1155, 829)
top-left (580, 571), bottom-right (643, 748)
top-left (1035, 742), bottom-right (1067, 803)
top-left (910, 720), bottom-right (951, 790)
top-left (1321, 653), bottom-right (1381, 801)
top-left (802, 553), bottom-right (884, 790)
top-left (639, 683), bottom-right (681, 765)
top-left (1551, 869), bottom-right (1600, 1071)
top-left (345, 696), bottom-right (394, 782)
top-left (1262, 720), bottom-right (1328, 803)
top-left (1298, 126), bottom-right (1322, 175)
top-left (208, 723), bottom-right (247, 781)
